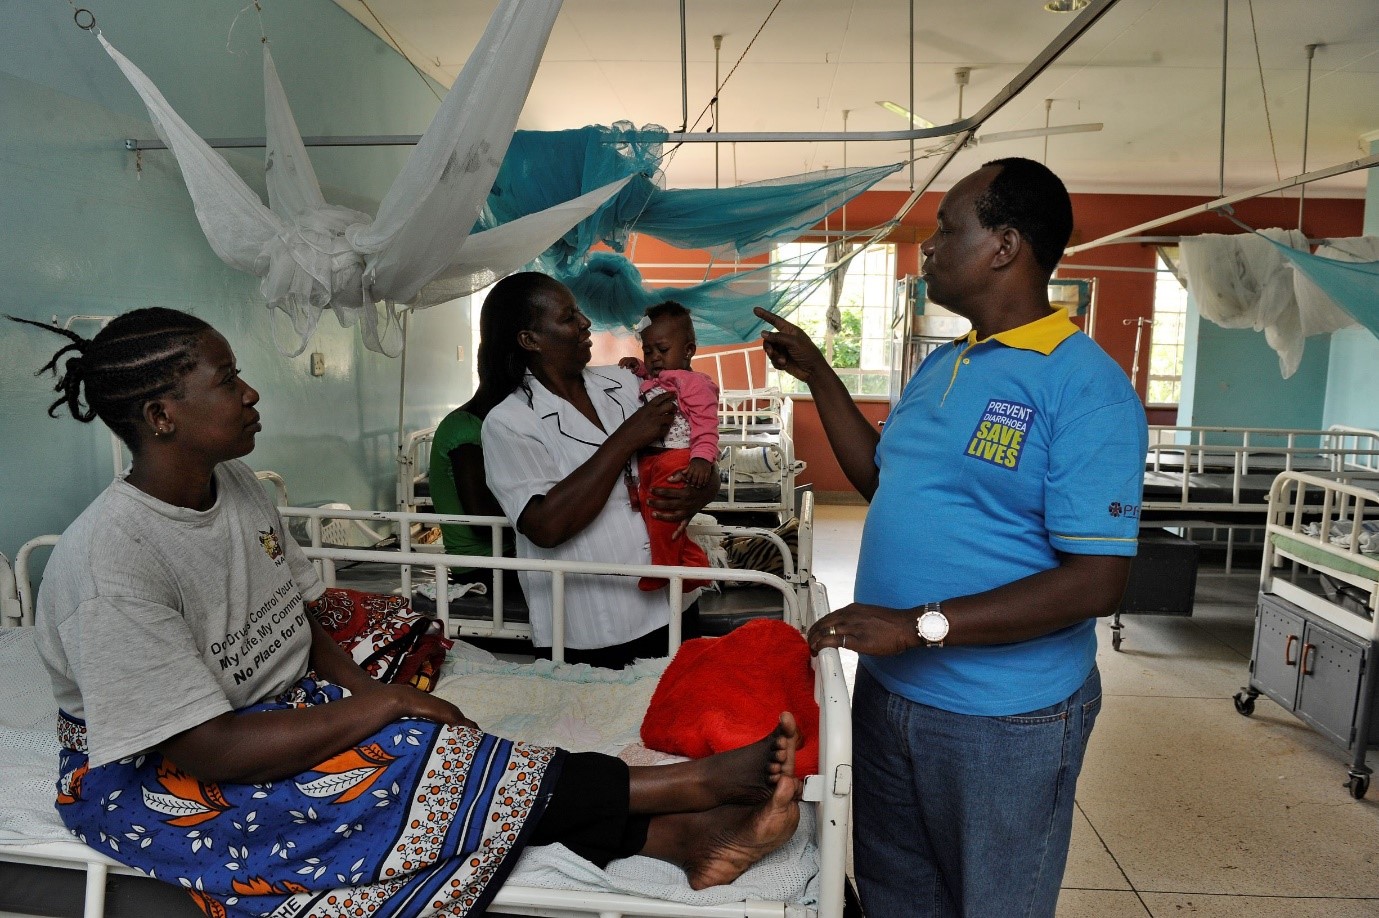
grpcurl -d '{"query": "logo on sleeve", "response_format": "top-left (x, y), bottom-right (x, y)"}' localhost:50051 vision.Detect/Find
top-left (258, 528), bottom-right (285, 565)
top-left (965, 399), bottom-right (1034, 470)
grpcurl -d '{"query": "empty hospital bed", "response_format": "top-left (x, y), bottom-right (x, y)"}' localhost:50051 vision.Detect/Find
top-left (0, 526), bottom-right (851, 918)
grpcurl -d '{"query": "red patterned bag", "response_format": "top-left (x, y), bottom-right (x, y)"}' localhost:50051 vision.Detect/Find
top-left (308, 588), bottom-right (452, 693)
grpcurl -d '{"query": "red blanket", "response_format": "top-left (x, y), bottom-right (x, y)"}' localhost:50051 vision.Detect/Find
top-left (641, 619), bottom-right (820, 775)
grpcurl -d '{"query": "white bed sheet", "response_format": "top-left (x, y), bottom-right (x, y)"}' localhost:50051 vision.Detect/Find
top-left (434, 653), bottom-right (819, 907)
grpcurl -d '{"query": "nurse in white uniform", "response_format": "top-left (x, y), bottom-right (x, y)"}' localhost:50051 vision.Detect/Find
top-left (481, 272), bottom-right (719, 668)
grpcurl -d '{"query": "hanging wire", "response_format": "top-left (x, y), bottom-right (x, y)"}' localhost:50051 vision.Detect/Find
top-left (358, 0), bottom-right (444, 103)
top-left (1246, 0), bottom-right (1283, 187)
top-left (1218, 0), bottom-right (1228, 196)
top-left (226, 0), bottom-right (268, 51)
top-left (1297, 43), bottom-right (1319, 230)
top-left (660, 0), bottom-right (785, 167)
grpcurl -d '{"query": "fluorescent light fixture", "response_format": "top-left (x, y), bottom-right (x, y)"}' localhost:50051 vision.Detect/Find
top-left (1044, 0), bottom-right (1089, 11)
top-left (877, 101), bottom-right (934, 129)
top-left (977, 122), bottom-right (1102, 144)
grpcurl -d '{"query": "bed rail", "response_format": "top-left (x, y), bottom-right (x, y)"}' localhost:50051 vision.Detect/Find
top-left (279, 506), bottom-right (807, 656)
top-left (1260, 471), bottom-right (1379, 636)
top-left (1, 552), bottom-right (20, 628)
top-left (396, 423), bottom-right (439, 512)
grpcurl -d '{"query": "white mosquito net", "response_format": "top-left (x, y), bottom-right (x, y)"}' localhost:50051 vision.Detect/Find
top-left (1179, 229), bottom-right (1309, 378)
top-left (100, 0), bottom-right (627, 356)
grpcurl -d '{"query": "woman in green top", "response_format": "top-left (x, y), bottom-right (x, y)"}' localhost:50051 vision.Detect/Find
top-left (427, 302), bottom-right (518, 580)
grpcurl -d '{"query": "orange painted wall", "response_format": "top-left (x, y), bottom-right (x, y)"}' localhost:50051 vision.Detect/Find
top-left (618, 190), bottom-right (1364, 497)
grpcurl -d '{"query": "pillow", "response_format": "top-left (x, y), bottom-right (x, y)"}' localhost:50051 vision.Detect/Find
top-left (640, 618), bottom-right (819, 776)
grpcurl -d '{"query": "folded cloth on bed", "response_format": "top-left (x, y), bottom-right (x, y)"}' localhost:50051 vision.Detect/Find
top-left (1302, 519), bottom-right (1379, 555)
top-left (431, 652), bottom-right (820, 907)
top-left (642, 618), bottom-right (820, 775)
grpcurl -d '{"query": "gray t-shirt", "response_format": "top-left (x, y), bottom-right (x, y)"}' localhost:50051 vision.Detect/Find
top-left (35, 459), bottom-right (324, 768)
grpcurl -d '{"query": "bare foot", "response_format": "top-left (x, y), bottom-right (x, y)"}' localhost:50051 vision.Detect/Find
top-left (629, 712), bottom-right (800, 814)
top-left (708, 711), bottom-right (799, 806)
top-left (684, 768), bottom-right (802, 890)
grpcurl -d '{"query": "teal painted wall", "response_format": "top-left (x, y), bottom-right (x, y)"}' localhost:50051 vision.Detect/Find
top-left (1177, 300), bottom-right (1330, 429)
top-left (0, 0), bottom-right (476, 563)
top-left (1320, 136), bottom-right (1379, 432)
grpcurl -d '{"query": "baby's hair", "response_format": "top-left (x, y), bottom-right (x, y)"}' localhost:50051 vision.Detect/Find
top-left (7, 307), bottom-right (212, 448)
top-left (642, 301), bottom-right (695, 342)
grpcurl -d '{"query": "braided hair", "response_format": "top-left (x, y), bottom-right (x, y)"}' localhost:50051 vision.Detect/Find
top-left (473, 272), bottom-right (571, 413)
top-left (8, 307), bottom-right (212, 449)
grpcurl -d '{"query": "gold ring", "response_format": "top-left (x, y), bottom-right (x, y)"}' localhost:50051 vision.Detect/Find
top-left (828, 626), bottom-right (836, 636)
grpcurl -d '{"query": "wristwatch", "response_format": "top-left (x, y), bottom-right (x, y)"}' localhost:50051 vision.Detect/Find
top-left (916, 602), bottom-right (949, 647)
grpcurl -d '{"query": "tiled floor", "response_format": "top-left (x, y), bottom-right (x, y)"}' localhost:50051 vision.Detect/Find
top-left (809, 503), bottom-right (1379, 918)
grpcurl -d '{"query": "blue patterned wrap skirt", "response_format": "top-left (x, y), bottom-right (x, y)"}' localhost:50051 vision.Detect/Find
top-left (54, 676), bottom-right (564, 917)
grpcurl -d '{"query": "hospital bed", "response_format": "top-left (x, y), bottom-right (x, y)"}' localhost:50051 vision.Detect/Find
top-left (0, 524), bottom-right (851, 918)
top-left (693, 344), bottom-right (804, 523)
top-left (396, 406), bottom-right (803, 535)
top-left (1106, 426), bottom-right (1379, 650)
top-left (396, 423), bottom-right (439, 514)
top-left (1138, 425), bottom-right (1379, 570)
top-left (1231, 471), bottom-right (1379, 799)
top-left (281, 491), bottom-right (816, 644)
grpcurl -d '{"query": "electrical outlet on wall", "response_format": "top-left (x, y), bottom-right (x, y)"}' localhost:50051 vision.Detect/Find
top-left (310, 352), bottom-right (326, 377)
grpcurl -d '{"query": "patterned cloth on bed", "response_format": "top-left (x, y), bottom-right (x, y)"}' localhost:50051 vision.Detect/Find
top-left (54, 675), bottom-right (561, 918)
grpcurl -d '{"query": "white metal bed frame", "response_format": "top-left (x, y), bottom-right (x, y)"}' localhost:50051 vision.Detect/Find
top-left (1140, 424), bottom-right (1379, 572)
top-left (1235, 470), bottom-right (1379, 798)
top-left (0, 528), bottom-right (850, 918)
top-left (396, 407), bottom-right (800, 522)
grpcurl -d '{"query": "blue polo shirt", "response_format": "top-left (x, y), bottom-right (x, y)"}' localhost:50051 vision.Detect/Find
top-left (858, 309), bottom-right (1147, 716)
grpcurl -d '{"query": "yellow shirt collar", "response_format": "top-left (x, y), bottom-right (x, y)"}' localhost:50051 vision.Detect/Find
top-left (960, 308), bottom-right (1078, 356)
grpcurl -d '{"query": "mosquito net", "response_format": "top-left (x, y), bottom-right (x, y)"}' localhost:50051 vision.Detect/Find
top-left (99, 0), bottom-right (625, 356)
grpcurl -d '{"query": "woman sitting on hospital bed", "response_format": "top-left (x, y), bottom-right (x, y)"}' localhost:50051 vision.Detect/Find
top-left (480, 273), bottom-right (720, 669)
top-left (9, 308), bottom-right (800, 918)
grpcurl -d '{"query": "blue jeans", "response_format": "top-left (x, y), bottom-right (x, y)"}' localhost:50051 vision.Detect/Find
top-left (852, 664), bottom-right (1102, 918)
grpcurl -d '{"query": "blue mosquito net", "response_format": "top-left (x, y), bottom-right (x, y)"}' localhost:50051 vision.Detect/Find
top-left (565, 249), bottom-right (846, 346)
top-left (479, 122), bottom-right (903, 341)
top-left (1263, 236), bottom-right (1379, 339)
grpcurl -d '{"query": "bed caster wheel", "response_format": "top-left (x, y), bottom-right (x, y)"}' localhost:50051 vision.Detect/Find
top-left (1111, 630), bottom-right (1123, 652)
top-left (1345, 773), bottom-right (1369, 800)
top-left (1233, 692), bottom-right (1256, 716)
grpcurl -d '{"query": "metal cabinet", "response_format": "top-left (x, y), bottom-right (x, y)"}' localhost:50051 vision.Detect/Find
top-left (1244, 593), bottom-right (1376, 753)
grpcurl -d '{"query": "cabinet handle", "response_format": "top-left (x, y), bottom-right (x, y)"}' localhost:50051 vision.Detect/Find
top-left (1285, 634), bottom-right (1299, 666)
top-left (1301, 642), bottom-right (1316, 676)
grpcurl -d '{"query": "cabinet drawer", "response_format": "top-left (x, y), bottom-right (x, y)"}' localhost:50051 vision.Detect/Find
top-left (1295, 622), bottom-right (1369, 750)
top-left (1252, 594), bottom-right (1306, 711)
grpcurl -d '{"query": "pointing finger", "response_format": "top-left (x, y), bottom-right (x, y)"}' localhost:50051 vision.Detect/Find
top-left (753, 306), bottom-right (791, 330)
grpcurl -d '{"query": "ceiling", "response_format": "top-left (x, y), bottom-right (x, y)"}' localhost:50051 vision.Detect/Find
top-left (330, 0), bottom-right (1379, 202)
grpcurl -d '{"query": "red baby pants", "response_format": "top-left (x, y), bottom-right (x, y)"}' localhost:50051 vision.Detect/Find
top-left (636, 448), bottom-right (712, 592)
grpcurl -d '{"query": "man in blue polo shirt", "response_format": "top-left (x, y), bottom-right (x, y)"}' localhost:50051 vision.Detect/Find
top-left (756, 157), bottom-right (1147, 917)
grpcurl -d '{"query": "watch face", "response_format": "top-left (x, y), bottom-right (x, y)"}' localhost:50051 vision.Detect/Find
top-left (919, 610), bottom-right (949, 642)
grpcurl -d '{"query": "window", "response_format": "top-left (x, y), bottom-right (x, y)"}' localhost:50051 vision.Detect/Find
top-left (768, 242), bottom-right (897, 397)
top-left (1146, 248), bottom-right (1188, 406)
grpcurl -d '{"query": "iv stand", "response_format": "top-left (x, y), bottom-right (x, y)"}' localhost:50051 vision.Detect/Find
top-left (1123, 317), bottom-right (1154, 392)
